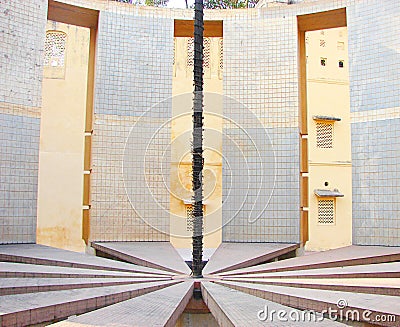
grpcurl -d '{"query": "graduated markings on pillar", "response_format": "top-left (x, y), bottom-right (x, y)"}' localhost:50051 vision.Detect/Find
top-left (191, 0), bottom-right (204, 278)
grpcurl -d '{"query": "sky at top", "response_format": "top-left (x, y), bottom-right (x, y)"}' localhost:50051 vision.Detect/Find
top-left (167, 0), bottom-right (194, 8)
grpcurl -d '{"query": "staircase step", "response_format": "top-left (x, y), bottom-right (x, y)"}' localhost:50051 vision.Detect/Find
top-left (0, 262), bottom-right (171, 279)
top-left (203, 243), bottom-right (298, 275)
top-left (201, 281), bottom-right (345, 326)
top-left (0, 277), bottom-right (170, 296)
top-left (50, 281), bottom-right (193, 327)
top-left (219, 245), bottom-right (400, 276)
top-left (0, 244), bottom-right (173, 276)
top-left (92, 242), bottom-right (191, 275)
top-left (222, 262), bottom-right (400, 279)
top-left (0, 280), bottom-right (179, 327)
top-left (223, 277), bottom-right (400, 296)
top-left (217, 280), bottom-right (400, 327)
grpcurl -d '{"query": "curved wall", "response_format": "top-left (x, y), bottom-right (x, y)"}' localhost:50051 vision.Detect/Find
top-left (0, 0), bottom-right (47, 243)
top-left (0, 0), bottom-right (399, 246)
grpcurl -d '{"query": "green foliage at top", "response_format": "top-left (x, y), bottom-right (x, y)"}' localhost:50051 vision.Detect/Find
top-left (144, 0), bottom-right (169, 6)
top-left (115, 0), bottom-right (169, 7)
top-left (203, 0), bottom-right (259, 8)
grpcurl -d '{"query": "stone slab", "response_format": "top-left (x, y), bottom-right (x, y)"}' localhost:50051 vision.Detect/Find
top-left (0, 262), bottom-right (170, 279)
top-left (219, 246), bottom-right (400, 276)
top-left (0, 244), bottom-right (172, 275)
top-left (0, 277), bottom-right (170, 296)
top-left (201, 281), bottom-right (345, 326)
top-left (223, 262), bottom-right (400, 279)
top-left (0, 280), bottom-right (178, 327)
top-left (218, 281), bottom-right (400, 327)
top-left (203, 243), bottom-right (298, 275)
top-left (92, 242), bottom-right (191, 275)
top-left (50, 281), bottom-right (193, 327)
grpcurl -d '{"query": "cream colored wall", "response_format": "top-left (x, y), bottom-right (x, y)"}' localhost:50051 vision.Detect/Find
top-left (170, 37), bottom-right (223, 250)
top-left (37, 21), bottom-right (89, 252)
top-left (35, 22), bottom-right (351, 252)
top-left (305, 27), bottom-right (352, 251)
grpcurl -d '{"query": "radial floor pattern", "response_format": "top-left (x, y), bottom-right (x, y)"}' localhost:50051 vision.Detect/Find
top-left (0, 243), bottom-right (399, 327)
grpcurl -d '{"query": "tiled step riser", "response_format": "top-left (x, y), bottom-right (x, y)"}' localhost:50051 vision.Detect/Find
top-left (0, 279), bottom-right (170, 296)
top-left (201, 284), bottom-right (234, 327)
top-left (164, 283), bottom-right (194, 327)
top-left (49, 282), bottom-right (193, 327)
top-left (217, 282), bottom-right (399, 327)
top-left (0, 255), bottom-right (123, 273)
top-left (224, 279), bottom-right (400, 296)
top-left (0, 272), bottom-right (168, 279)
top-left (221, 254), bottom-right (400, 276)
top-left (0, 282), bottom-right (178, 327)
top-left (0, 255), bottom-right (171, 276)
top-left (95, 248), bottom-right (177, 274)
top-left (204, 244), bottom-right (299, 275)
top-left (225, 272), bottom-right (400, 279)
top-left (92, 242), bottom-right (190, 275)
top-left (202, 282), bottom-right (345, 326)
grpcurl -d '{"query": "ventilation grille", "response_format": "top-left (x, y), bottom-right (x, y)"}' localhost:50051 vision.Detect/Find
top-left (186, 37), bottom-right (211, 68)
top-left (186, 38), bottom-right (194, 67)
top-left (44, 31), bottom-right (67, 67)
top-left (318, 199), bottom-right (335, 225)
top-left (316, 122), bottom-right (333, 148)
top-left (186, 205), bottom-right (205, 232)
top-left (203, 38), bottom-right (211, 68)
top-left (186, 205), bottom-right (194, 231)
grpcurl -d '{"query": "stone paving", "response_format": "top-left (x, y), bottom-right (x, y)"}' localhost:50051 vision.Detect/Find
top-left (0, 244), bottom-right (172, 275)
top-left (0, 277), bottom-right (171, 296)
top-left (0, 280), bottom-right (178, 326)
top-left (217, 280), bottom-right (400, 327)
top-left (92, 242), bottom-right (192, 275)
top-left (203, 243), bottom-right (298, 275)
top-left (201, 282), bottom-right (345, 326)
top-left (50, 281), bottom-right (194, 327)
top-left (221, 277), bottom-right (400, 296)
top-left (218, 245), bottom-right (400, 276)
top-left (0, 243), bottom-right (399, 327)
top-left (222, 261), bottom-right (400, 279)
top-left (0, 262), bottom-right (171, 279)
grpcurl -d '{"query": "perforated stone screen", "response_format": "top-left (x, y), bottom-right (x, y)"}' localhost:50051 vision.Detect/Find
top-left (316, 122), bottom-right (333, 148)
top-left (186, 37), bottom-right (211, 69)
top-left (44, 31), bottom-right (67, 67)
top-left (318, 199), bottom-right (335, 225)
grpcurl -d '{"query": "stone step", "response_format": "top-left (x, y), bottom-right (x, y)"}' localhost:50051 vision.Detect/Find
top-left (0, 244), bottom-right (173, 276)
top-left (219, 245), bottom-right (400, 276)
top-left (222, 262), bottom-right (400, 279)
top-left (202, 243), bottom-right (298, 275)
top-left (222, 277), bottom-right (400, 296)
top-left (217, 280), bottom-right (400, 327)
top-left (0, 280), bottom-right (179, 327)
top-left (0, 277), bottom-right (171, 296)
top-left (201, 281), bottom-right (345, 326)
top-left (0, 262), bottom-right (172, 279)
top-left (50, 281), bottom-right (194, 327)
top-left (92, 242), bottom-right (191, 275)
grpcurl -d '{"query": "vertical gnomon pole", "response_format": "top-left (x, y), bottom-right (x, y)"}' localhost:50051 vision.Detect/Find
top-left (191, 0), bottom-right (204, 278)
